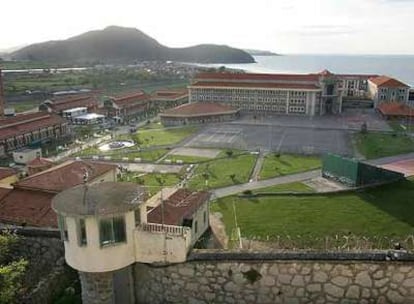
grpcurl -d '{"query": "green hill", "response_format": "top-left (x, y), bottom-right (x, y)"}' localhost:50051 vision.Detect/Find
top-left (11, 26), bottom-right (255, 64)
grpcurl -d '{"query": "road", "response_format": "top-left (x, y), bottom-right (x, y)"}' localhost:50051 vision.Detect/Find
top-left (365, 152), bottom-right (414, 166)
top-left (211, 169), bottom-right (320, 198)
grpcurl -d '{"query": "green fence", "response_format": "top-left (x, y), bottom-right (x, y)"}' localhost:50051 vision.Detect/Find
top-left (322, 153), bottom-right (404, 187)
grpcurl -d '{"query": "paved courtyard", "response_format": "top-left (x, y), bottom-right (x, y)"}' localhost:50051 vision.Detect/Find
top-left (186, 124), bottom-right (353, 155)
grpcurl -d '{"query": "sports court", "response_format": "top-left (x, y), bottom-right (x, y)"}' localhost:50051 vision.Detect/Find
top-left (186, 124), bottom-right (353, 155)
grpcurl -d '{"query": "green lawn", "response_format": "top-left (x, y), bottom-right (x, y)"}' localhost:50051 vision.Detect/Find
top-left (355, 132), bottom-right (414, 159)
top-left (252, 182), bottom-right (314, 193)
top-left (119, 172), bottom-right (182, 195)
top-left (211, 179), bottom-right (414, 249)
top-left (188, 154), bottom-right (257, 190)
top-left (118, 126), bottom-right (198, 148)
top-left (259, 154), bottom-right (321, 180)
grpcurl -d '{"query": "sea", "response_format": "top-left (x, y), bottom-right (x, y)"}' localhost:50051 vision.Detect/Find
top-left (197, 55), bottom-right (414, 87)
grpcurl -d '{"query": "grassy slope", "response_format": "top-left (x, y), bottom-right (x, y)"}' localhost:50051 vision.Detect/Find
top-left (259, 154), bottom-right (321, 180)
top-left (212, 179), bottom-right (414, 247)
top-left (355, 132), bottom-right (414, 159)
top-left (189, 154), bottom-right (257, 190)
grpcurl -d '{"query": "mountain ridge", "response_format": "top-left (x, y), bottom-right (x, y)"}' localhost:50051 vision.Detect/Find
top-left (11, 26), bottom-right (255, 64)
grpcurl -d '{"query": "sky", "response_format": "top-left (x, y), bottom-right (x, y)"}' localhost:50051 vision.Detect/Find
top-left (1, 0), bottom-right (414, 54)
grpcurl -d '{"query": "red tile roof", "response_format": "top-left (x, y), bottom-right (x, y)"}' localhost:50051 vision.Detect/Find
top-left (378, 102), bottom-right (414, 117)
top-left (0, 188), bottom-right (12, 200)
top-left (0, 167), bottom-right (17, 180)
top-left (0, 189), bottom-right (57, 227)
top-left (191, 81), bottom-right (321, 90)
top-left (151, 89), bottom-right (188, 100)
top-left (195, 72), bottom-right (320, 82)
top-left (27, 157), bottom-right (54, 167)
top-left (369, 76), bottom-right (409, 88)
top-left (147, 189), bottom-right (210, 226)
top-left (15, 160), bottom-right (117, 193)
top-left (50, 95), bottom-right (98, 112)
top-left (160, 102), bottom-right (238, 117)
top-left (111, 91), bottom-right (150, 108)
top-left (0, 113), bottom-right (66, 141)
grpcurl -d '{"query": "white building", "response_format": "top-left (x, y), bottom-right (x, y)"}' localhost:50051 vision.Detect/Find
top-left (367, 75), bottom-right (410, 107)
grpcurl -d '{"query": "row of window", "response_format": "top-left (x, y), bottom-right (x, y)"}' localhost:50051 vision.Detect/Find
top-left (288, 106), bottom-right (306, 113)
top-left (58, 215), bottom-right (126, 247)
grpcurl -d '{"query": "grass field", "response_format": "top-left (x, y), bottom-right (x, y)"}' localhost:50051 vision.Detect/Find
top-left (259, 154), bottom-right (321, 180)
top-left (211, 179), bottom-right (414, 249)
top-left (119, 172), bottom-right (182, 194)
top-left (119, 126), bottom-right (198, 148)
top-left (188, 153), bottom-right (257, 190)
top-left (355, 132), bottom-right (414, 159)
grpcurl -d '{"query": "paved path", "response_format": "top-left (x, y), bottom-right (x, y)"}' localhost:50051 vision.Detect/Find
top-left (366, 152), bottom-right (414, 166)
top-left (212, 169), bottom-right (320, 198)
top-left (249, 152), bottom-right (265, 182)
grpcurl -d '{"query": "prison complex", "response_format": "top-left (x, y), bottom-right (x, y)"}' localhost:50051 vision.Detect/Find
top-left (188, 70), bottom-right (410, 116)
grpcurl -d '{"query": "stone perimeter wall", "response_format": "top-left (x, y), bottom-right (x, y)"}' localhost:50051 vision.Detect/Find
top-left (134, 253), bottom-right (414, 304)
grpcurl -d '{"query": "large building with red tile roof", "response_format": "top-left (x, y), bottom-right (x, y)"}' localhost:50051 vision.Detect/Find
top-left (160, 102), bottom-right (239, 126)
top-left (368, 76), bottom-right (410, 107)
top-left (0, 112), bottom-right (68, 156)
top-left (0, 160), bottom-right (117, 228)
top-left (39, 94), bottom-right (99, 114)
top-left (150, 88), bottom-right (188, 112)
top-left (105, 90), bottom-right (151, 122)
top-left (189, 71), bottom-right (411, 116)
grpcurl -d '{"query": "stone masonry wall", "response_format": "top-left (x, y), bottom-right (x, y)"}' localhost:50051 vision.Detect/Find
top-left (79, 271), bottom-right (114, 304)
top-left (6, 229), bottom-right (75, 303)
top-left (134, 256), bottom-right (414, 304)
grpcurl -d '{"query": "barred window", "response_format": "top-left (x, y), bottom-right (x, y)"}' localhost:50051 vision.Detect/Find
top-left (77, 218), bottom-right (87, 246)
top-left (99, 216), bottom-right (126, 247)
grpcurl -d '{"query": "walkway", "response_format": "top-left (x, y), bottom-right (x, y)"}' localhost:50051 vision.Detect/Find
top-left (212, 169), bottom-right (320, 198)
top-left (249, 151), bottom-right (265, 182)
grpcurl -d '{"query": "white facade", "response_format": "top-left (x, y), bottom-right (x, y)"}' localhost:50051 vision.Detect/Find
top-left (13, 148), bottom-right (42, 164)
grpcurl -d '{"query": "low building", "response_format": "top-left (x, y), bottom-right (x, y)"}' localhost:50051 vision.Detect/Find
top-left (377, 102), bottom-right (414, 120)
top-left (12, 148), bottom-right (42, 164)
top-left (159, 102), bottom-right (239, 126)
top-left (0, 160), bottom-right (117, 228)
top-left (368, 76), bottom-right (410, 107)
top-left (150, 89), bottom-right (188, 112)
top-left (26, 157), bottom-right (54, 176)
top-left (105, 91), bottom-right (151, 123)
top-left (0, 112), bottom-right (68, 156)
top-left (39, 94), bottom-right (99, 115)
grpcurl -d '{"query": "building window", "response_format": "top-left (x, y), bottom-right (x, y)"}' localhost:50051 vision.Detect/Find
top-left (58, 215), bottom-right (68, 242)
top-left (194, 220), bottom-right (198, 234)
top-left (203, 211), bottom-right (207, 224)
top-left (77, 218), bottom-right (87, 246)
top-left (99, 216), bottom-right (126, 246)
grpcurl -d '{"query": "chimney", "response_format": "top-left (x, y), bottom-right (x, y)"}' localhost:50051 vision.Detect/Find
top-left (0, 68), bottom-right (4, 117)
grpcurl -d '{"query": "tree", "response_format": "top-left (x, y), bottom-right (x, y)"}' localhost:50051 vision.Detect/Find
top-left (225, 150), bottom-right (234, 158)
top-left (0, 233), bottom-right (28, 304)
top-left (229, 173), bottom-right (236, 182)
top-left (360, 121), bottom-right (368, 134)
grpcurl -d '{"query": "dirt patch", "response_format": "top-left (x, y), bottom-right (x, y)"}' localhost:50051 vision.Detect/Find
top-left (170, 147), bottom-right (221, 158)
top-left (209, 212), bottom-right (229, 249)
top-left (304, 177), bottom-right (349, 192)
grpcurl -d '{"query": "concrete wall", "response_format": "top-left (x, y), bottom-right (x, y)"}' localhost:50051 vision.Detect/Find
top-left (64, 212), bottom-right (136, 272)
top-left (134, 251), bottom-right (414, 304)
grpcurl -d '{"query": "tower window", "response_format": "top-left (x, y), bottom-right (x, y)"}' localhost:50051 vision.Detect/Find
top-left (77, 218), bottom-right (87, 246)
top-left (58, 215), bottom-right (68, 242)
top-left (99, 216), bottom-right (126, 247)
